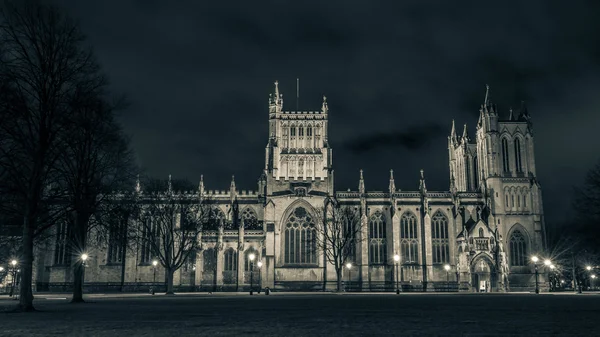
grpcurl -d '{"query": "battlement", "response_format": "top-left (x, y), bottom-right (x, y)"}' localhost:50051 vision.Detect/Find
top-left (280, 110), bottom-right (325, 115)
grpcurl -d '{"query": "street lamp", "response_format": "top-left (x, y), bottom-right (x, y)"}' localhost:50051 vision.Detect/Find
top-left (444, 264), bottom-right (451, 292)
top-left (257, 261), bottom-right (263, 294)
top-left (81, 254), bottom-right (88, 293)
top-left (152, 260), bottom-right (158, 295)
top-left (592, 274), bottom-right (597, 291)
top-left (249, 253), bottom-right (256, 295)
top-left (531, 256), bottom-right (539, 294)
top-left (345, 262), bottom-right (352, 292)
top-left (586, 266), bottom-right (592, 271)
top-left (393, 254), bottom-right (400, 294)
top-left (9, 260), bottom-right (17, 297)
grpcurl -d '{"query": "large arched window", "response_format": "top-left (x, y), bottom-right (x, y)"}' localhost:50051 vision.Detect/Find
top-left (241, 207), bottom-right (260, 230)
top-left (224, 248), bottom-right (237, 272)
top-left (502, 138), bottom-right (510, 173)
top-left (514, 138), bottom-right (523, 173)
top-left (509, 229), bottom-right (528, 266)
top-left (203, 248), bottom-right (216, 273)
top-left (466, 156), bottom-right (472, 191)
top-left (431, 211), bottom-right (449, 264)
top-left (369, 211), bottom-right (387, 265)
top-left (205, 208), bottom-right (225, 230)
top-left (284, 207), bottom-right (317, 265)
top-left (400, 212), bottom-right (418, 264)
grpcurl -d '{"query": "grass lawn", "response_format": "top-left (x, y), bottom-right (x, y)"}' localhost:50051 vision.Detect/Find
top-left (0, 292), bottom-right (598, 336)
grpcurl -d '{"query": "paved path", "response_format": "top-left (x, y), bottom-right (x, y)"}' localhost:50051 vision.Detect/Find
top-left (1, 293), bottom-right (599, 336)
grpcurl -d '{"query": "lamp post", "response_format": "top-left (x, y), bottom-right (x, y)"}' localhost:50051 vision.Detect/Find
top-left (152, 260), bottom-right (158, 295)
top-left (549, 264), bottom-right (556, 291)
top-left (531, 256), bottom-right (539, 294)
top-left (345, 262), bottom-right (352, 292)
top-left (81, 254), bottom-right (88, 294)
top-left (592, 274), bottom-right (597, 291)
top-left (249, 253), bottom-right (255, 295)
top-left (10, 260), bottom-right (17, 297)
top-left (394, 254), bottom-right (400, 294)
top-left (257, 261), bottom-right (263, 294)
top-left (444, 264), bottom-right (451, 292)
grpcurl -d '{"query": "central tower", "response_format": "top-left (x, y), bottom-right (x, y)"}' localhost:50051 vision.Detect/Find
top-left (263, 81), bottom-right (333, 196)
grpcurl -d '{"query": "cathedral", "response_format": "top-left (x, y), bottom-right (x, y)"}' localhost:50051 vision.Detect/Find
top-left (34, 82), bottom-right (546, 293)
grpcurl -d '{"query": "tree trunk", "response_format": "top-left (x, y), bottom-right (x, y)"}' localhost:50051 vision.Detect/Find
top-left (336, 268), bottom-right (343, 292)
top-left (18, 217), bottom-right (35, 312)
top-left (166, 268), bottom-right (175, 295)
top-left (71, 263), bottom-right (84, 303)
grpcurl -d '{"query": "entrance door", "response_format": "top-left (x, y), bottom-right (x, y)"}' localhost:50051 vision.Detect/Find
top-left (472, 259), bottom-right (492, 292)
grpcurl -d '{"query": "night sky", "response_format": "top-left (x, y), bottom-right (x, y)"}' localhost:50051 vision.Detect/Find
top-left (53, 0), bottom-right (600, 230)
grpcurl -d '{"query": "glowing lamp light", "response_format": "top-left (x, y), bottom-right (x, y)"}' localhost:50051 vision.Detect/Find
top-left (586, 266), bottom-right (592, 271)
top-left (346, 262), bottom-right (352, 269)
top-left (544, 259), bottom-right (551, 266)
top-left (444, 264), bottom-right (451, 271)
top-left (393, 254), bottom-right (400, 262)
top-left (152, 260), bottom-right (158, 267)
top-left (249, 253), bottom-right (256, 261)
top-left (257, 261), bottom-right (263, 268)
top-left (531, 256), bottom-right (539, 263)
top-left (11, 260), bottom-right (17, 267)
top-left (81, 253), bottom-right (88, 261)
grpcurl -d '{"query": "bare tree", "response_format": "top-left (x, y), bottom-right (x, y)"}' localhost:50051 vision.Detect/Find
top-left (58, 88), bottom-right (136, 303)
top-left (573, 159), bottom-right (600, 255)
top-left (313, 197), bottom-right (363, 292)
top-left (136, 177), bottom-right (211, 294)
top-left (0, 0), bottom-right (99, 311)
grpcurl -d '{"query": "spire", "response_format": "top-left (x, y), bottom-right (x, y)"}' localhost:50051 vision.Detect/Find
top-left (274, 80), bottom-right (280, 99)
top-left (508, 107), bottom-right (514, 121)
top-left (198, 174), bottom-right (205, 196)
top-left (230, 175), bottom-right (236, 203)
top-left (519, 100), bottom-right (529, 119)
top-left (168, 174), bottom-right (172, 194)
top-left (389, 169), bottom-right (396, 194)
top-left (419, 169), bottom-right (427, 194)
top-left (484, 84), bottom-right (490, 107)
top-left (461, 124), bottom-right (469, 143)
top-left (450, 119), bottom-right (457, 143)
top-left (359, 169), bottom-right (365, 195)
top-left (321, 95), bottom-right (328, 113)
top-left (135, 174), bottom-right (141, 194)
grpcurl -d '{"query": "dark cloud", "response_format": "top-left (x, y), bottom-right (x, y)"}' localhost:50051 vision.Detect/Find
top-left (48, 0), bottom-right (600, 230)
top-left (343, 123), bottom-right (445, 154)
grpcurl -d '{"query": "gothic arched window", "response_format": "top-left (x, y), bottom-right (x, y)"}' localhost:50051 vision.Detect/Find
top-left (205, 208), bottom-right (225, 230)
top-left (502, 138), bottom-right (510, 173)
top-left (479, 228), bottom-right (484, 238)
top-left (203, 248), bottom-right (216, 273)
top-left (509, 229), bottom-right (528, 266)
top-left (514, 138), bottom-right (523, 173)
top-left (224, 248), bottom-right (237, 272)
top-left (241, 208), bottom-right (260, 230)
top-left (431, 211), bottom-right (449, 264)
top-left (284, 207), bottom-right (317, 265)
top-left (400, 212), bottom-right (418, 264)
top-left (369, 211), bottom-right (387, 265)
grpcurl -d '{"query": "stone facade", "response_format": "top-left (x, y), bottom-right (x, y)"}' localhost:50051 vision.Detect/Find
top-left (35, 82), bottom-right (546, 292)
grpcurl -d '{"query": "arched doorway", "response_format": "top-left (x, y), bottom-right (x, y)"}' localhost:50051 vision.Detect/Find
top-left (471, 255), bottom-right (496, 293)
